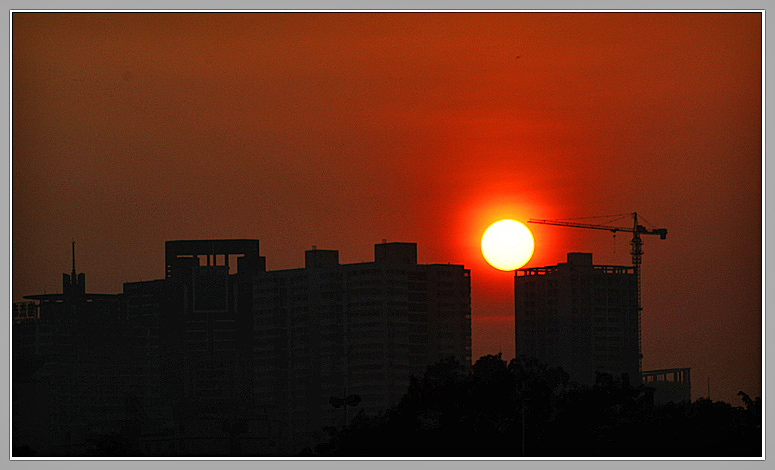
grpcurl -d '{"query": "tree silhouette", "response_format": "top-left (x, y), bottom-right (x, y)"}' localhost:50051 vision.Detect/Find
top-left (315, 355), bottom-right (761, 457)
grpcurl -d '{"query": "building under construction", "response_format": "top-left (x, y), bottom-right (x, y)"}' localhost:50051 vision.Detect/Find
top-left (523, 214), bottom-right (691, 401)
top-left (642, 367), bottom-right (692, 404)
top-left (515, 252), bottom-right (640, 386)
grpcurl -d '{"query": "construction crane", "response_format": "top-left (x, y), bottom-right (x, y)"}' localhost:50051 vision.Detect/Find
top-left (527, 212), bottom-right (667, 373)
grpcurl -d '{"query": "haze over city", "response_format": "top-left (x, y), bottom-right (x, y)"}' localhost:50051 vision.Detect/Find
top-left (12, 11), bottom-right (761, 407)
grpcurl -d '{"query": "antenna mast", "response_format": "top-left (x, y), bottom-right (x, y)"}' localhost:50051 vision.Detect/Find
top-left (71, 239), bottom-right (76, 281)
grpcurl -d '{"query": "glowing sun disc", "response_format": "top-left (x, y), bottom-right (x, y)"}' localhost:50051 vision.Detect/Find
top-left (481, 219), bottom-right (535, 271)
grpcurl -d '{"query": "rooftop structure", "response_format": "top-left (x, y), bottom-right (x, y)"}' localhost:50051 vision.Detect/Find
top-left (642, 367), bottom-right (692, 404)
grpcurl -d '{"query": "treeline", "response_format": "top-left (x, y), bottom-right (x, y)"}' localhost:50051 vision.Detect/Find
top-left (312, 354), bottom-right (761, 457)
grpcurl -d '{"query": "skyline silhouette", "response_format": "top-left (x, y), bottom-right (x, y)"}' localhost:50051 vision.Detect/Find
top-left (12, 236), bottom-right (760, 457)
top-left (15, 238), bottom-right (476, 456)
top-left (13, 237), bottom-right (761, 456)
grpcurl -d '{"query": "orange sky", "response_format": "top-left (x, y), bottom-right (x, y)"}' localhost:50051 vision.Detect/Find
top-left (12, 12), bottom-right (762, 404)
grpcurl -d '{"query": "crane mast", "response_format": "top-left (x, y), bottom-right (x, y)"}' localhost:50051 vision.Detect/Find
top-left (527, 212), bottom-right (667, 374)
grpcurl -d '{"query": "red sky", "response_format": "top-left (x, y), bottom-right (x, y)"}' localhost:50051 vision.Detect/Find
top-left (12, 12), bottom-right (762, 404)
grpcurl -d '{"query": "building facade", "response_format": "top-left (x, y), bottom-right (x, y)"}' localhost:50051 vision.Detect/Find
top-left (14, 239), bottom-right (471, 456)
top-left (253, 242), bottom-right (471, 452)
top-left (123, 239), bottom-right (269, 456)
top-left (17, 260), bottom-right (126, 455)
top-left (515, 253), bottom-right (639, 386)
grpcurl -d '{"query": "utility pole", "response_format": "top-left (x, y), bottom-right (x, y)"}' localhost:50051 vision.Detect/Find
top-left (521, 395), bottom-right (526, 456)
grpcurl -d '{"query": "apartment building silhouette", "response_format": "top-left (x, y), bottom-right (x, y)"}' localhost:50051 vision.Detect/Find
top-left (515, 253), bottom-right (640, 386)
top-left (253, 242), bottom-right (471, 452)
top-left (17, 251), bottom-right (125, 455)
top-left (14, 239), bottom-right (471, 456)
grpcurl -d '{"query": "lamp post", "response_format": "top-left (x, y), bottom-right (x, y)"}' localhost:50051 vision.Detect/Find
top-left (518, 382), bottom-right (530, 456)
top-left (330, 390), bottom-right (361, 426)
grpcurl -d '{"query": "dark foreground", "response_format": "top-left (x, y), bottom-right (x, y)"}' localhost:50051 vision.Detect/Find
top-left (14, 355), bottom-right (761, 457)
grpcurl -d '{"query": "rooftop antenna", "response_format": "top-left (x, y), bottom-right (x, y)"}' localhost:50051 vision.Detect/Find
top-left (71, 239), bottom-right (76, 280)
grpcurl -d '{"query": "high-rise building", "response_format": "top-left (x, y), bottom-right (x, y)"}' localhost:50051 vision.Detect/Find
top-left (18, 249), bottom-right (126, 455)
top-left (515, 253), bottom-right (639, 386)
top-left (253, 242), bottom-right (471, 452)
top-left (15, 239), bottom-right (471, 456)
top-left (122, 239), bottom-right (470, 455)
top-left (123, 239), bottom-right (268, 456)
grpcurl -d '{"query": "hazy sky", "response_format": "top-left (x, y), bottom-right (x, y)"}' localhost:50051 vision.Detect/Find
top-left (12, 12), bottom-right (762, 404)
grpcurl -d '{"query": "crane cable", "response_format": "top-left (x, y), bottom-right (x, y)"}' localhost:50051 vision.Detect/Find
top-left (546, 213), bottom-right (632, 227)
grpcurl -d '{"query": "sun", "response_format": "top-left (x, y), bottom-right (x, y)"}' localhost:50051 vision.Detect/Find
top-left (481, 219), bottom-right (535, 271)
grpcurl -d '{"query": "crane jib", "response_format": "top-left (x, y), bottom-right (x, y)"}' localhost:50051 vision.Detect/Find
top-left (527, 219), bottom-right (667, 240)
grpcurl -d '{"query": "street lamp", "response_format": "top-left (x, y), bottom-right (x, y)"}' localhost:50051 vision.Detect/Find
top-left (330, 392), bottom-right (361, 426)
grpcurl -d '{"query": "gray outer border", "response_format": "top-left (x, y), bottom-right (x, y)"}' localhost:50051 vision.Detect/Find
top-left (4, 1), bottom-right (767, 468)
